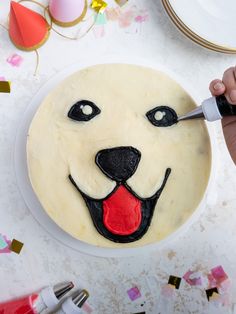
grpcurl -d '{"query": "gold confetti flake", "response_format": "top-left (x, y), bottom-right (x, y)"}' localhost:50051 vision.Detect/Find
top-left (91, 0), bottom-right (107, 13)
top-left (0, 81), bottom-right (11, 93)
top-left (168, 275), bottom-right (181, 289)
top-left (10, 239), bottom-right (24, 254)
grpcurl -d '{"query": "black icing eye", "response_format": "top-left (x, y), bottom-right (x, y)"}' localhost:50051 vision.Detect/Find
top-left (68, 100), bottom-right (101, 122)
top-left (146, 106), bottom-right (178, 127)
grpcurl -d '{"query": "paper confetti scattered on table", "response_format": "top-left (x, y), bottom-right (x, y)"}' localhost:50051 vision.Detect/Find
top-left (0, 235), bottom-right (11, 251)
top-left (127, 286), bottom-right (141, 301)
top-left (210, 292), bottom-right (221, 301)
top-left (95, 12), bottom-right (107, 25)
top-left (211, 265), bottom-right (228, 285)
top-left (7, 54), bottom-right (23, 67)
top-left (207, 265), bottom-right (229, 289)
top-left (0, 81), bottom-right (11, 93)
top-left (135, 10), bottom-right (149, 23)
top-left (183, 270), bottom-right (202, 286)
top-left (91, 0), bottom-right (107, 13)
top-left (0, 235), bottom-right (8, 249)
top-left (118, 7), bottom-right (135, 28)
top-left (168, 275), bottom-right (181, 289)
top-left (10, 239), bottom-right (24, 254)
top-left (0, 235), bottom-right (11, 254)
top-left (105, 5), bottom-right (149, 28)
top-left (206, 287), bottom-right (219, 301)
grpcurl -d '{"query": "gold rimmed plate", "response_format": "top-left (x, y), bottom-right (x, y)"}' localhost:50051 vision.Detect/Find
top-left (162, 0), bottom-right (236, 54)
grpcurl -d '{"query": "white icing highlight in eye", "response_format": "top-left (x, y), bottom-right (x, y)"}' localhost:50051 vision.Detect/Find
top-left (154, 111), bottom-right (166, 121)
top-left (81, 105), bottom-right (93, 115)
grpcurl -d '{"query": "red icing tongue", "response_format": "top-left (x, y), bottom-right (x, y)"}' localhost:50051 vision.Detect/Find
top-left (103, 185), bottom-right (142, 235)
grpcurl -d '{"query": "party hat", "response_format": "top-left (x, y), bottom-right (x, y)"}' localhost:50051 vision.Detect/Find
top-left (49, 0), bottom-right (87, 27)
top-left (9, 1), bottom-right (50, 51)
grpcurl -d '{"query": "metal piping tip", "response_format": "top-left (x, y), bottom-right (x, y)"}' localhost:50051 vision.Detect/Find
top-left (178, 106), bottom-right (205, 122)
top-left (53, 282), bottom-right (74, 300)
top-left (72, 290), bottom-right (89, 308)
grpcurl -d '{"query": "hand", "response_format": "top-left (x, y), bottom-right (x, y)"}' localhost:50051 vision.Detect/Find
top-left (209, 66), bottom-right (236, 164)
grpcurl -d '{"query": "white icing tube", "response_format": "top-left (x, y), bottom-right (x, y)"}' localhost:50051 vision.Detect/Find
top-left (55, 298), bottom-right (83, 314)
top-left (39, 282), bottom-right (74, 313)
top-left (55, 290), bottom-right (89, 314)
top-left (41, 286), bottom-right (59, 309)
top-left (201, 97), bottom-right (222, 122)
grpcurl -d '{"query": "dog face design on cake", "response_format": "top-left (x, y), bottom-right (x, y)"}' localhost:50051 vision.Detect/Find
top-left (68, 102), bottom-right (176, 243)
top-left (27, 64), bottom-right (211, 247)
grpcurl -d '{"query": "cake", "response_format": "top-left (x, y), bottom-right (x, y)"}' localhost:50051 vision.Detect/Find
top-left (27, 64), bottom-right (211, 248)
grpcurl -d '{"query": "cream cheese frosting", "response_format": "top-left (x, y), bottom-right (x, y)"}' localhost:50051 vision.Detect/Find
top-left (27, 64), bottom-right (211, 248)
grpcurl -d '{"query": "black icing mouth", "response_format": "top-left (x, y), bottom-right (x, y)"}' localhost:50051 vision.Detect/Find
top-left (68, 168), bottom-right (171, 243)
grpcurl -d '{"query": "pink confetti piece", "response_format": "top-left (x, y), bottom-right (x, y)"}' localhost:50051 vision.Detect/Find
top-left (161, 284), bottom-right (175, 298)
top-left (7, 54), bottom-right (23, 67)
top-left (211, 265), bottom-right (228, 285)
top-left (135, 11), bottom-right (149, 23)
top-left (118, 8), bottom-right (136, 28)
top-left (127, 286), bottom-right (141, 301)
top-left (0, 77), bottom-right (6, 81)
top-left (0, 235), bottom-right (11, 254)
top-left (183, 270), bottom-right (202, 286)
top-left (82, 302), bottom-right (93, 313)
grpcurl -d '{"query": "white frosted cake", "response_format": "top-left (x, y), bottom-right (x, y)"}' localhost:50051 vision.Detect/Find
top-left (27, 64), bottom-right (211, 248)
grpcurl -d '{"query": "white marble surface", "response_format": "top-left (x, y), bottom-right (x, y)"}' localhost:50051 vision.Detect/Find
top-left (1, 0), bottom-right (236, 313)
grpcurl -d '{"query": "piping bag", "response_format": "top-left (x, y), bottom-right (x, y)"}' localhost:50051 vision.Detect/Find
top-left (55, 289), bottom-right (89, 314)
top-left (0, 282), bottom-right (74, 314)
top-left (178, 95), bottom-right (236, 122)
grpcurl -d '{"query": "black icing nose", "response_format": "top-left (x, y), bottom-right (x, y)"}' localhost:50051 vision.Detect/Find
top-left (95, 146), bottom-right (141, 182)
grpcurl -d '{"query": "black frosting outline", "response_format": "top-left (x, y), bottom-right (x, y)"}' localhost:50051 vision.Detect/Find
top-left (146, 106), bottom-right (178, 127)
top-left (68, 100), bottom-right (101, 122)
top-left (68, 168), bottom-right (171, 243)
top-left (95, 147), bottom-right (141, 183)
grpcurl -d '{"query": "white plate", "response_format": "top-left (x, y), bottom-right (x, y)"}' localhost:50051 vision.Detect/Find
top-left (14, 55), bottom-right (217, 257)
top-left (167, 0), bottom-right (236, 50)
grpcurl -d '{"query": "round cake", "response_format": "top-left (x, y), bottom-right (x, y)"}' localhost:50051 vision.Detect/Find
top-left (27, 64), bottom-right (211, 248)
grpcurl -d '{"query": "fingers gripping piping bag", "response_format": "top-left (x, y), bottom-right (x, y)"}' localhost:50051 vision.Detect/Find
top-left (55, 290), bottom-right (89, 314)
top-left (0, 282), bottom-right (74, 314)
